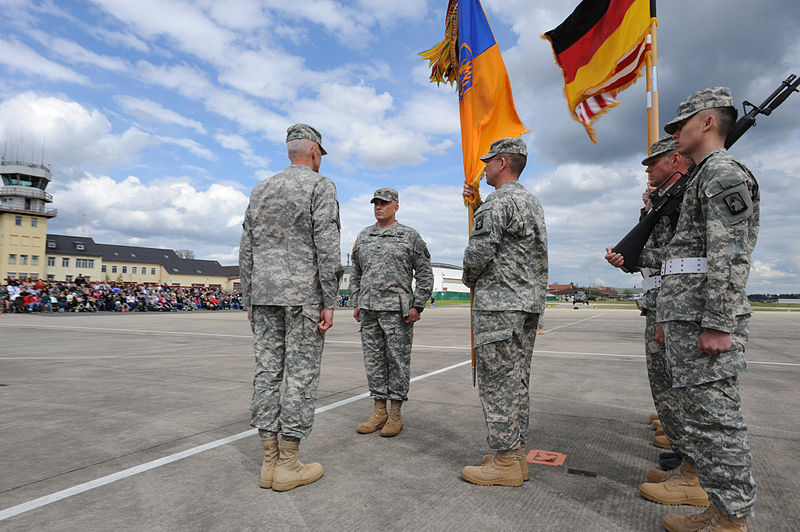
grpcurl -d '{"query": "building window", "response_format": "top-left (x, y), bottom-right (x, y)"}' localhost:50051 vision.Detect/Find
top-left (132, 266), bottom-right (137, 274)
top-left (101, 265), bottom-right (107, 273)
top-left (31, 218), bottom-right (38, 228)
top-left (172, 283), bottom-right (180, 286)
top-left (8, 254), bottom-right (16, 265)
top-left (112, 265), bottom-right (117, 273)
top-left (47, 274), bottom-right (54, 281)
top-left (62, 257), bottom-right (69, 267)
top-left (20, 255), bottom-right (28, 265)
top-left (122, 266), bottom-right (128, 273)
top-left (151, 267), bottom-right (156, 275)
top-left (15, 216), bottom-right (22, 226)
top-left (6, 272), bottom-right (15, 279)
top-left (76, 259), bottom-right (94, 268)
top-left (18, 273), bottom-right (27, 279)
top-left (75, 243), bottom-right (85, 251)
top-left (30, 273), bottom-right (38, 280)
top-left (47, 256), bottom-right (55, 267)
top-left (47, 240), bottom-right (56, 248)
top-left (32, 255), bottom-right (39, 266)
top-left (66, 275), bottom-right (73, 282)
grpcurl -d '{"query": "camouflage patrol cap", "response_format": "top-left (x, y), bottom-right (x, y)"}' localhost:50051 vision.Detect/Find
top-left (286, 123), bottom-right (327, 155)
top-left (479, 136), bottom-right (527, 161)
top-left (641, 136), bottom-right (676, 165)
top-left (371, 187), bottom-right (399, 203)
top-left (664, 87), bottom-right (736, 135)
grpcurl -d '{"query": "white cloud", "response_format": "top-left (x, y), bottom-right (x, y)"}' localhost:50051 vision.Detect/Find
top-left (0, 92), bottom-right (156, 173)
top-left (0, 38), bottom-right (89, 84)
top-left (159, 136), bottom-right (218, 161)
top-left (48, 172), bottom-right (249, 257)
top-left (30, 31), bottom-right (129, 72)
top-left (214, 133), bottom-right (269, 168)
top-left (115, 95), bottom-right (207, 134)
top-left (90, 0), bottom-right (236, 64)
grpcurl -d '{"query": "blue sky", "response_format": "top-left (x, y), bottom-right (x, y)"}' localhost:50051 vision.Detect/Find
top-left (1, 0), bottom-right (798, 292)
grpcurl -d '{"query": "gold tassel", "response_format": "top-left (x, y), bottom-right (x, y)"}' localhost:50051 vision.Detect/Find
top-left (419, 0), bottom-right (459, 86)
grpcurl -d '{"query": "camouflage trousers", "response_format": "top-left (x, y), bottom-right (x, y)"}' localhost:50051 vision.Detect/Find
top-left (643, 310), bottom-right (686, 458)
top-left (250, 305), bottom-right (324, 440)
top-left (663, 318), bottom-right (756, 517)
top-left (473, 310), bottom-right (539, 450)
top-left (359, 309), bottom-right (413, 402)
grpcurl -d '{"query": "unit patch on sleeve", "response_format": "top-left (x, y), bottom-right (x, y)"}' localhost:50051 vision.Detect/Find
top-left (723, 191), bottom-right (748, 216)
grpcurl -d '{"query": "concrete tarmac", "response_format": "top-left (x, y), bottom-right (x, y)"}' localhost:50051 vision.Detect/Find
top-left (0, 307), bottom-right (798, 531)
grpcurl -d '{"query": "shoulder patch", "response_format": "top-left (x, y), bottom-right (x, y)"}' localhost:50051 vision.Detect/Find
top-left (723, 191), bottom-right (748, 216)
top-left (471, 212), bottom-right (490, 236)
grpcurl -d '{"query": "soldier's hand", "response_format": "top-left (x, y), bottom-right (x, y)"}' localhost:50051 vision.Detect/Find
top-left (604, 246), bottom-right (629, 272)
top-left (353, 306), bottom-right (360, 323)
top-left (318, 308), bottom-right (334, 333)
top-left (404, 308), bottom-right (420, 324)
top-left (643, 186), bottom-right (656, 210)
top-left (655, 323), bottom-right (665, 345)
top-left (247, 307), bottom-right (252, 321)
top-left (462, 183), bottom-right (474, 198)
top-left (698, 328), bottom-right (732, 355)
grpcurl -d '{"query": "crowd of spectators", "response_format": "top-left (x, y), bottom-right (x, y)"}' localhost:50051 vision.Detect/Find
top-left (1, 278), bottom-right (243, 314)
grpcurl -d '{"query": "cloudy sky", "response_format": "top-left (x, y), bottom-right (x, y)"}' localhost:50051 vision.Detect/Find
top-left (1, 0), bottom-right (798, 292)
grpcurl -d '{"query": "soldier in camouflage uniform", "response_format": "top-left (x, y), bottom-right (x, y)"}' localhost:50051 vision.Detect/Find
top-left (606, 138), bottom-right (706, 503)
top-left (239, 124), bottom-right (342, 492)
top-left (649, 88), bottom-right (758, 531)
top-left (350, 188), bottom-right (433, 437)
top-left (459, 137), bottom-right (548, 487)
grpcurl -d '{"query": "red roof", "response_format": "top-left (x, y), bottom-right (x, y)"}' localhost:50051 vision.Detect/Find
top-left (548, 284), bottom-right (572, 291)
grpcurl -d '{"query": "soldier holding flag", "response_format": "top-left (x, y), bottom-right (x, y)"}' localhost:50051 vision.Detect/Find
top-left (460, 137), bottom-right (548, 487)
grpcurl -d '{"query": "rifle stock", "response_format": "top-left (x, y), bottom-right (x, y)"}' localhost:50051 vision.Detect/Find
top-left (611, 74), bottom-right (799, 271)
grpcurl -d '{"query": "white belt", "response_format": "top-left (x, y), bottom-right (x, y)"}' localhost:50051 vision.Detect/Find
top-left (642, 275), bottom-right (662, 292)
top-left (661, 257), bottom-right (708, 275)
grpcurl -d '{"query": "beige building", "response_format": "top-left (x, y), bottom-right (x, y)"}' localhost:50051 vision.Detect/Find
top-left (45, 235), bottom-right (232, 288)
top-left (1, 161), bottom-right (57, 281)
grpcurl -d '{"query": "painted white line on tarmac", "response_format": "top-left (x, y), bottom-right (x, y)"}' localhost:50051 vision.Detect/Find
top-left (540, 313), bottom-right (601, 333)
top-left (0, 360), bottom-right (470, 522)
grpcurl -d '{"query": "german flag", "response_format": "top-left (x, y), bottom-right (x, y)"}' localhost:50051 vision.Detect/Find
top-left (543, 0), bottom-right (654, 142)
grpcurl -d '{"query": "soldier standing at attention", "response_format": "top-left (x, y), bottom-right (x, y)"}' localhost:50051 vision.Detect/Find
top-left (350, 188), bottom-right (433, 437)
top-left (605, 138), bottom-right (708, 505)
top-left (239, 124), bottom-right (342, 492)
top-left (459, 137), bottom-right (548, 487)
top-left (647, 88), bottom-right (759, 532)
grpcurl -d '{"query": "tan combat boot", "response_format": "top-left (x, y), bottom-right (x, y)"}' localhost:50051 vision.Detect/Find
top-left (639, 462), bottom-right (709, 506)
top-left (462, 449), bottom-right (524, 487)
top-left (649, 413), bottom-right (660, 422)
top-left (663, 506), bottom-right (718, 532)
top-left (652, 419), bottom-right (663, 430)
top-left (655, 428), bottom-right (666, 437)
top-left (259, 436), bottom-right (279, 489)
top-left (653, 434), bottom-right (672, 449)
top-left (482, 442), bottom-right (529, 481)
top-left (357, 399), bottom-right (388, 434)
top-left (380, 400), bottom-right (403, 437)
top-left (271, 439), bottom-right (324, 492)
top-left (646, 463), bottom-right (682, 483)
top-left (708, 511), bottom-right (747, 531)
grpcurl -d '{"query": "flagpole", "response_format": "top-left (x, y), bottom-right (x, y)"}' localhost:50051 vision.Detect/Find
top-left (468, 204), bottom-right (476, 387)
top-left (645, 1), bottom-right (659, 150)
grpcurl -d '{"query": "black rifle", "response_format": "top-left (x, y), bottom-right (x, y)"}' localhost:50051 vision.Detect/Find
top-left (612, 74), bottom-right (799, 271)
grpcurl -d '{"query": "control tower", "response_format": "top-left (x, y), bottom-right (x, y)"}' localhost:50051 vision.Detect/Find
top-left (0, 160), bottom-right (57, 281)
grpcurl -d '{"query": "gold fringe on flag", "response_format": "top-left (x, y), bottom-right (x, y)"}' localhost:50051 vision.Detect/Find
top-left (419, 0), bottom-right (459, 86)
